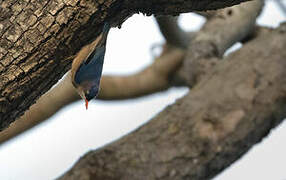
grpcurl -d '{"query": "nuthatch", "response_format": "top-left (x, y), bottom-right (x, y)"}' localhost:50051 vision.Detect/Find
top-left (71, 23), bottom-right (110, 109)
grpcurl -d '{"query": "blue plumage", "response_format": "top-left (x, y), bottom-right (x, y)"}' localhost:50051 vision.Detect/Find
top-left (74, 46), bottom-right (106, 85)
top-left (72, 23), bottom-right (111, 102)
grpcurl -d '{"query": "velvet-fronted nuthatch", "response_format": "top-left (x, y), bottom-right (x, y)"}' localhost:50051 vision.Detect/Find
top-left (71, 23), bottom-right (110, 109)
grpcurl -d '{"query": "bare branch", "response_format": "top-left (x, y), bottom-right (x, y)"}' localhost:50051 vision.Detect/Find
top-left (0, 46), bottom-right (184, 144)
top-left (180, 0), bottom-right (264, 86)
top-left (155, 16), bottom-right (189, 48)
top-left (0, 73), bottom-right (78, 145)
top-left (100, 46), bottom-right (184, 100)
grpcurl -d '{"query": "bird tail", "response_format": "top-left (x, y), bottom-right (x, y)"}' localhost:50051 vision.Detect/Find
top-left (102, 22), bottom-right (111, 34)
top-left (97, 22), bottom-right (110, 47)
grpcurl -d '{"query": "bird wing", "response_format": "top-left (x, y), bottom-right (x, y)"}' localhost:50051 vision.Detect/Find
top-left (74, 46), bottom-right (106, 85)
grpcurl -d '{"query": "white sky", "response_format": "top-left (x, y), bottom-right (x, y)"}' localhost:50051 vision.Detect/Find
top-left (0, 1), bottom-right (285, 180)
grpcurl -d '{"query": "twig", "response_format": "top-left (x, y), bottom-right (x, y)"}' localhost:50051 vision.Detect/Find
top-left (155, 16), bottom-right (189, 48)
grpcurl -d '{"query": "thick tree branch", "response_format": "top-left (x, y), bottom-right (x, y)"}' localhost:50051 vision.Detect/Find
top-left (59, 23), bottom-right (286, 180)
top-left (134, 0), bottom-right (251, 15)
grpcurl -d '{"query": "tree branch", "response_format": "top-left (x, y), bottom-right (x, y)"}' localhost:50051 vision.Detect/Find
top-left (0, 46), bottom-right (184, 144)
top-left (179, 0), bottom-right (263, 86)
top-left (58, 23), bottom-right (286, 180)
top-left (155, 16), bottom-right (189, 48)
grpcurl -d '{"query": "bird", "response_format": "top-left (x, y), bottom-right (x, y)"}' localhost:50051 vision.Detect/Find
top-left (71, 23), bottom-right (111, 109)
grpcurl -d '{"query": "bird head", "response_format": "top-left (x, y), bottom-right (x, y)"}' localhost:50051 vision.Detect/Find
top-left (75, 80), bottom-right (100, 109)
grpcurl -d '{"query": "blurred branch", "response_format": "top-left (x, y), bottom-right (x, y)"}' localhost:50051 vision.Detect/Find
top-left (155, 16), bottom-right (189, 48)
top-left (100, 46), bottom-right (184, 100)
top-left (0, 74), bottom-right (78, 145)
top-left (179, 0), bottom-right (263, 85)
top-left (194, 11), bottom-right (217, 19)
top-left (59, 23), bottom-right (286, 180)
top-left (0, 46), bottom-right (184, 145)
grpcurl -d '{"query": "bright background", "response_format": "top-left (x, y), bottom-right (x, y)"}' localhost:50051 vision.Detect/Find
top-left (0, 1), bottom-right (285, 180)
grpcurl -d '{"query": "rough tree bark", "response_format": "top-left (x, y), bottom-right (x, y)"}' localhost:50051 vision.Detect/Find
top-left (0, 0), bottom-right (250, 131)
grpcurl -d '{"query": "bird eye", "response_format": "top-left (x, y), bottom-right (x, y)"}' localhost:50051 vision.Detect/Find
top-left (84, 86), bottom-right (99, 101)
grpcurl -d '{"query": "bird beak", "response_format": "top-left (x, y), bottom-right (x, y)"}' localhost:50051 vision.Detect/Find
top-left (85, 98), bottom-right (89, 110)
